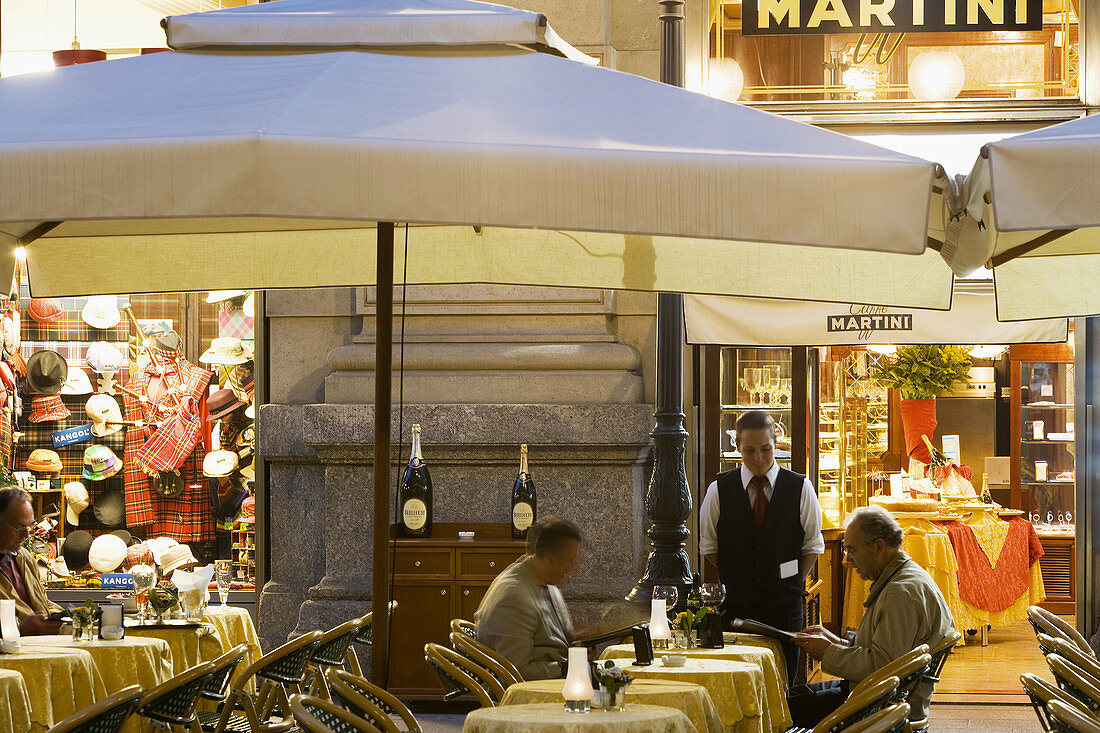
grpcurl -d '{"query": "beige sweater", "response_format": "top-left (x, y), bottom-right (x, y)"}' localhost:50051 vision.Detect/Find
top-left (821, 551), bottom-right (954, 721)
top-left (0, 547), bottom-right (61, 621)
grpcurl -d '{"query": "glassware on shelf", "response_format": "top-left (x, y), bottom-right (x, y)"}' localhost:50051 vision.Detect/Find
top-left (746, 368), bottom-right (763, 406)
top-left (763, 365), bottom-right (781, 405)
top-left (779, 378), bottom-right (792, 404)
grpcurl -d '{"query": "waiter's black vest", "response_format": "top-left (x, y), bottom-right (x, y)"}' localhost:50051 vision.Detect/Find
top-left (717, 467), bottom-right (805, 617)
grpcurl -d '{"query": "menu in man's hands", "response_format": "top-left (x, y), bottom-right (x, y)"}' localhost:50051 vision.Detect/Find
top-left (730, 618), bottom-right (799, 641)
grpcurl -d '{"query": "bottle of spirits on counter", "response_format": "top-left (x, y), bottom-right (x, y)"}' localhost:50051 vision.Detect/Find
top-left (686, 572), bottom-right (703, 612)
top-left (398, 424), bottom-right (432, 538)
top-left (511, 444), bottom-right (537, 540)
top-left (980, 472), bottom-right (993, 504)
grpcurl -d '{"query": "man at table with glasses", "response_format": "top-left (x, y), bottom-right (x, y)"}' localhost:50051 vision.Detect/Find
top-left (0, 487), bottom-right (63, 634)
top-left (790, 505), bottom-right (954, 727)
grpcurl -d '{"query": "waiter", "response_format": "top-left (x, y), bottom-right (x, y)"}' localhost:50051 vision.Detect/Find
top-left (700, 410), bottom-right (823, 683)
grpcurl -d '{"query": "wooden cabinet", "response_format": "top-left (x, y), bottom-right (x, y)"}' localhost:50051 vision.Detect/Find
top-left (1037, 536), bottom-right (1076, 615)
top-left (391, 523), bottom-right (525, 698)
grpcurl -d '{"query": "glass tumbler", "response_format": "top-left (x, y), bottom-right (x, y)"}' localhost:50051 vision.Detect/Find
top-left (214, 560), bottom-right (233, 606)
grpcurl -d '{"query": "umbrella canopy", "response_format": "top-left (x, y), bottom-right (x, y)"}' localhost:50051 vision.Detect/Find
top-left (0, 0), bottom-right (950, 307)
top-left (943, 113), bottom-right (1100, 320)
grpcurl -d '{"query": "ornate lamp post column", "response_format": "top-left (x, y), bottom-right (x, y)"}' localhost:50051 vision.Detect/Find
top-left (628, 0), bottom-right (693, 602)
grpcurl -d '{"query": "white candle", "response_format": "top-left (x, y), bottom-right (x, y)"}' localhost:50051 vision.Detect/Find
top-left (649, 598), bottom-right (671, 641)
top-left (0, 600), bottom-right (18, 640)
top-left (562, 646), bottom-right (593, 712)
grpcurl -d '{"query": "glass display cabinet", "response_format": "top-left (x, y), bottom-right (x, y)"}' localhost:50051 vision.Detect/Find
top-left (718, 347), bottom-right (795, 474)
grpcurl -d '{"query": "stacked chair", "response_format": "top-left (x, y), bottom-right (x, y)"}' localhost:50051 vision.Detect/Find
top-left (1049, 700), bottom-right (1100, 733)
top-left (424, 642), bottom-right (504, 707)
top-left (345, 601), bottom-right (398, 679)
top-left (449, 618), bottom-right (477, 639)
top-left (1022, 672), bottom-right (1097, 731)
top-left (839, 703), bottom-right (911, 733)
top-left (449, 631), bottom-right (524, 688)
top-left (46, 686), bottom-right (144, 733)
top-left (787, 676), bottom-right (901, 733)
top-left (1024, 605), bottom-right (1100, 732)
top-left (909, 632), bottom-right (961, 733)
top-left (289, 695), bottom-right (382, 733)
top-left (326, 668), bottom-right (423, 733)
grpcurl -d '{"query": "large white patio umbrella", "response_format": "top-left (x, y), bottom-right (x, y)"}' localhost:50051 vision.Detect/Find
top-left (943, 113), bottom-right (1100, 320)
top-left (0, 0), bottom-right (952, 683)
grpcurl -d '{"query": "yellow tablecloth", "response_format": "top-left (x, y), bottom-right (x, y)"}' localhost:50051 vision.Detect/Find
top-left (618, 658), bottom-right (771, 733)
top-left (203, 605), bottom-right (264, 684)
top-left (0, 667), bottom-right (34, 733)
top-left (127, 623), bottom-right (223, 674)
top-left (463, 702), bottom-right (697, 733)
top-left (722, 633), bottom-right (788, 686)
top-left (501, 679), bottom-right (723, 733)
top-left (600, 642), bottom-right (790, 731)
top-left (0, 643), bottom-right (104, 733)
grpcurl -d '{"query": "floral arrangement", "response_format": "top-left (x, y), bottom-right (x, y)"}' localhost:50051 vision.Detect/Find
top-left (675, 606), bottom-right (712, 634)
top-left (70, 599), bottom-right (101, 625)
top-left (591, 660), bottom-right (633, 692)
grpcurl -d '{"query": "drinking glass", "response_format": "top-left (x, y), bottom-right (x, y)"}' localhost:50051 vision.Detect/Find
top-left (652, 585), bottom-right (679, 614)
top-left (131, 566), bottom-right (156, 624)
top-left (700, 583), bottom-right (726, 609)
top-left (746, 368), bottom-right (763, 406)
top-left (763, 366), bottom-right (780, 405)
top-left (214, 560), bottom-right (233, 606)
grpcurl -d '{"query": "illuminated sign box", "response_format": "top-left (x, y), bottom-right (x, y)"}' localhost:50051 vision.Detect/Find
top-left (742, 0), bottom-right (1043, 35)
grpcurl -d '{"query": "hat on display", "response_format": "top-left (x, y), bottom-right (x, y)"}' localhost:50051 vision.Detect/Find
top-left (89, 533), bottom-right (128, 572)
top-left (60, 364), bottom-right (94, 395)
top-left (202, 448), bottom-right (238, 478)
top-left (123, 544), bottom-right (155, 571)
top-left (243, 292), bottom-right (254, 318)
top-left (61, 530), bottom-right (93, 571)
top-left (81, 296), bottom-right (122, 329)
top-left (199, 338), bottom-right (252, 366)
top-left (63, 481), bottom-right (89, 525)
top-left (85, 394), bottom-right (123, 437)
top-left (238, 460), bottom-right (255, 482)
top-left (213, 477), bottom-right (248, 521)
top-left (92, 489), bottom-right (125, 526)
top-left (145, 536), bottom-right (179, 567)
top-left (27, 448), bottom-right (62, 474)
top-left (245, 403), bottom-right (254, 419)
top-left (3, 313), bottom-right (19, 353)
top-left (29, 394), bottom-right (70, 423)
top-left (206, 290), bottom-right (246, 304)
top-left (111, 529), bottom-right (133, 545)
top-left (85, 341), bottom-right (123, 374)
top-left (26, 350), bottom-right (68, 394)
top-left (151, 331), bottom-right (182, 353)
top-left (237, 496), bottom-right (255, 525)
top-left (27, 298), bottom-right (64, 325)
top-left (207, 389), bottom-right (247, 421)
top-left (161, 543), bottom-right (198, 574)
top-left (82, 445), bottom-right (122, 481)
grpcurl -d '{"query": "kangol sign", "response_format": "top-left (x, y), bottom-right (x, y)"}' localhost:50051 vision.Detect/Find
top-left (743, 0), bottom-right (1042, 35)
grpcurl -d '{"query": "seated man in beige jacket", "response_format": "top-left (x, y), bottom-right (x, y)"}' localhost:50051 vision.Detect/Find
top-left (791, 505), bottom-right (954, 726)
top-left (475, 516), bottom-right (582, 680)
top-left (0, 487), bottom-right (63, 635)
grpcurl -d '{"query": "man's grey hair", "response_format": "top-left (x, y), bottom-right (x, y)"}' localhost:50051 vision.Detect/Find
top-left (0, 487), bottom-right (30, 515)
top-left (845, 505), bottom-right (903, 549)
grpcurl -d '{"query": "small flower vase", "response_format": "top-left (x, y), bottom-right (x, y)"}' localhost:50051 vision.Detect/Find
top-left (672, 629), bottom-right (696, 649)
top-left (600, 683), bottom-right (629, 712)
top-left (71, 618), bottom-right (85, 641)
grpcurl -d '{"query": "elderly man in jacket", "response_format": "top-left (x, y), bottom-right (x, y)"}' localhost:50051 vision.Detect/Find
top-left (790, 504), bottom-right (954, 726)
top-left (0, 487), bottom-right (63, 635)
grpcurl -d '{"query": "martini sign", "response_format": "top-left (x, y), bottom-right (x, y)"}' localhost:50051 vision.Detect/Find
top-left (743, 0), bottom-right (1042, 35)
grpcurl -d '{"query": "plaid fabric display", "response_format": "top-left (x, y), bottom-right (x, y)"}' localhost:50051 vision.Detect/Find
top-left (217, 309), bottom-right (254, 340)
top-left (19, 295), bottom-right (129, 343)
top-left (17, 392), bottom-right (125, 478)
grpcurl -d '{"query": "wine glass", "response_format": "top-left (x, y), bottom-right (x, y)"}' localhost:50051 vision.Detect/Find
top-left (652, 585), bottom-right (679, 614)
top-left (700, 583), bottom-right (726, 610)
top-left (746, 368), bottom-right (763, 406)
top-left (131, 565), bottom-right (156, 624)
top-left (214, 560), bottom-right (233, 606)
top-left (738, 376), bottom-right (751, 405)
top-left (763, 366), bottom-right (781, 405)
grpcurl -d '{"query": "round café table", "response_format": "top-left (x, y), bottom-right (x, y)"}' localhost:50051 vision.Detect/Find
top-left (0, 667), bottom-right (34, 733)
top-left (463, 702), bottom-right (697, 733)
top-left (600, 642), bottom-right (791, 731)
top-left (127, 622), bottom-right (223, 674)
top-left (202, 604), bottom-right (264, 684)
top-left (617, 658), bottom-right (774, 733)
top-left (501, 679), bottom-right (722, 733)
top-left (0, 641), bottom-right (105, 733)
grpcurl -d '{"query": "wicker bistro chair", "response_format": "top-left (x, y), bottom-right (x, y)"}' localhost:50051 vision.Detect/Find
top-left (907, 631), bottom-right (962, 733)
top-left (1022, 672), bottom-right (1097, 732)
top-left (326, 669), bottom-right (422, 733)
top-left (786, 676), bottom-right (901, 733)
top-left (204, 629), bottom-right (325, 733)
top-left (192, 644), bottom-right (251, 733)
top-left (449, 631), bottom-right (524, 687)
top-left (345, 601), bottom-right (397, 679)
top-left (1048, 700), bottom-right (1100, 733)
top-left (46, 685), bottom-right (144, 733)
top-left (837, 703), bottom-right (911, 733)
top-left (450, 619), bottom-right (477, 639)
top-left (1030, 607), bottom-right (1095, 658)
top-left (423, 643), bottom-right (503, 707)
top-left (135, 660), bottom-right (219, 733)
top-left (305, 618), bottom-right (367, 699)
top-left (850, 647), bottom-right (931, 704)
top-left (1039, 633), bottom-right (1066, 657)
top-left (1053, 638), bottom-right (1100, 685)
top-left (288, 694), bottom-right (382, 733)
top-left (1048, 654), bottom-right (1100, 714)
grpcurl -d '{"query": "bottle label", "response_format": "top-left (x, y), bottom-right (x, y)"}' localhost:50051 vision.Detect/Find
top-left (512, 502), bottom-right (534, 531)
top-left (403, 499), bottom-right (428, 530)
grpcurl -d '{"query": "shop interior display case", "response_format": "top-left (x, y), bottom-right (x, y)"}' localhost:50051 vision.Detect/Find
top-left (1010, 343), bottom-right (1075, 613)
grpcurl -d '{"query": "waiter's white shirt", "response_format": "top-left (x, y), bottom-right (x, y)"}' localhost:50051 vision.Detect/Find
top-left (699, 462), bottom-right (825, 557)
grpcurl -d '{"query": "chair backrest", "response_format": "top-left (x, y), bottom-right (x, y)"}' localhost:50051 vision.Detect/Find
top-left (424, 642), bottom-right (502, 707)
top-left (925, 631), bottom-right (962, 682)
top-left (1053, 637), bottom-right (1100, 685)
top-left (136, 660), bottom-right (218, 726)
top-left (1049, 699), bottom-right (1100, 733)
top-left (290, 693), bottom-right (384, 733)
top-left (1021, 672), bottom-right (1096, 732)
top-left (450, 631), bottom-right (524, 687)
top-left (327, 668), bottom-right (422, 733)
top-left (46, 685), bottom-right (144, 733)
top-left (199, 643), bottom-right (250, 702)
top-left (1039, 632), bottom-right (1063, 657)
top-left (235, 629), bottom-right (324, 689)
top-left (837, 703), bottom-right (911, 733)
top-left (1030, 607), bottom-right (1095, 658)
top-left (851, 647), bottom-right (930, 701)
top-left (313, 618), bottom-right (367, 668)
top-left (1048, 654), bottom-right (1100, 713)
top-left (814, 676), bottom-right (901, 733)
top-left (450, 618), bottom-right (477, 639)
top-left (352, 600), bottom-right (398, 646)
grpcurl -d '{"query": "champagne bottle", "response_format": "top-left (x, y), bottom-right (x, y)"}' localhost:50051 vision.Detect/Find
top-left (511, 444), bottom-right (537, 540)
top-left (920, 435), bottom-right (950, 467)
top-left (398, 424), bottom-right (432, 538)
top-left (980, 472), bottom-right (993, 504)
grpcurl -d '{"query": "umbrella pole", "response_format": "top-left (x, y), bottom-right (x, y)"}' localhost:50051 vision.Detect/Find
top-left (628, 0), bottom-right (693, 602)
top-left (372, 221), bottom-right (394, 687)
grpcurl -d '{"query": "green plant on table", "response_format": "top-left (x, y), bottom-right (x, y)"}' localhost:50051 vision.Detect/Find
top-left (70, 599), bottom-right (101, 627)
top-left (870, 344), bottom-right (972, 399)
top-left (591, 660), bottom-right (633, 692)
top-left (674, 606), bottom-right (711, 634)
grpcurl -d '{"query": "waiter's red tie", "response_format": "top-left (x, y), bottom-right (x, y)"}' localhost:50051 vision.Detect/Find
top-left (750, 475), bottom-right (769, 528)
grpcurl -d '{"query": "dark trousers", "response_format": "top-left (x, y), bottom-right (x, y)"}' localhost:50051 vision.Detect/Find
top-left (726, 603), bottom-right (802, 685)
top-left (787, 679), bottom-right (849, 728)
